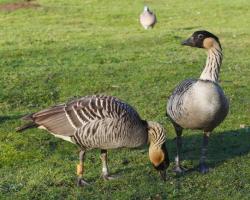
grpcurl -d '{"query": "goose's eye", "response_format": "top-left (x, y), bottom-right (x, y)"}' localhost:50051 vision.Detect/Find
top-left (198, 34), bottom-right (204, 39)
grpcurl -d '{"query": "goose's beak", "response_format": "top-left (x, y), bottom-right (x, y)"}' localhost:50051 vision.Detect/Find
top-left (181, 36), bottom-right (194, 47)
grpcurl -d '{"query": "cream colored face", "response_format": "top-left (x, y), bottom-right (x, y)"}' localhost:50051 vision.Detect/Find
top-left (203, 37), bottom-right (217, 49)
top-left (182, 31), bottom-right (221, 49)
top-left (148, 144), bottom-right (169, 180)
top-left (149, 148), bottom-right (165, 167)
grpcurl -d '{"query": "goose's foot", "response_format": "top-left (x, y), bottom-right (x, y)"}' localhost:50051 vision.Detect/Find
top-left (100, 149), bottom-right (119, 181)
top-left (102, 173), bottom-right (119, 181)
top-left (76, 177), bottom-right (90, 187)
top-left (173, 166), bottom-right (187, 174)
top-left (199, 163), bottom-right (209, 174)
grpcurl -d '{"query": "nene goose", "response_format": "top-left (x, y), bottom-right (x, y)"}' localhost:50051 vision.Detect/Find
top-left (17, 95), bottom-right (169, 186)
top-left (139, 6), bottom-right (157, 29)
top-left (167, 30), bottom-right (229, 173)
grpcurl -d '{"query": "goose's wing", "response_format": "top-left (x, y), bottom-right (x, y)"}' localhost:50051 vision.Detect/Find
top-left (167, 79), bottom-right (197, 120)
top-left (20, 95), bottom-right (141, 136)
top-left (170, 79), bottom-right (197, 97)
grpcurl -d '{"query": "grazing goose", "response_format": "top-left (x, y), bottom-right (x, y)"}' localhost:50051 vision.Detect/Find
top-left (167, 30), bottom-right (229, 173)
top-left (17, 95), bottom-right (169, 186)
top-left (139, 6), bottom-right (157, 29)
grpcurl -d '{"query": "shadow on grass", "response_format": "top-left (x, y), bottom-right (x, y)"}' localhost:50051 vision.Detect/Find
top-left (166, 127), bottom-right (250, 173)
top-left (0, 115), bottom-right (23, 125)
top-left (94, 127), bottom-right (250, 185)
top-left (166, 127), bottom-right (250, 196)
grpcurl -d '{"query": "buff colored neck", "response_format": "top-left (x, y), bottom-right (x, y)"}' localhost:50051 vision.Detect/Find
top-left (200, 38), bottom-right (223, 83)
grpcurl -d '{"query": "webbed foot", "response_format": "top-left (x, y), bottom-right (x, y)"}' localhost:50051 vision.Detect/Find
top-left (76, 177), bottom-right (90, 187)
top-left (102, 174), bottom-right (120, 180)
top-left (173, 166), bottom-right (187, 174)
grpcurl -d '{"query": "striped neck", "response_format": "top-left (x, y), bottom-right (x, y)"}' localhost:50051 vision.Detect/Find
top-left (200, 43), bottom-right (222, 82)
top-left (147, 121), bottom-right (166, 148)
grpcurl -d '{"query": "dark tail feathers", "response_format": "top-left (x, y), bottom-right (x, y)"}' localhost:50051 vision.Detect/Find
top-left (16, 122), bottom-right (38, 132)
top-left (16, 113), bottom-right (36, 132)
top-left (21, 113), bottom-right (34, 121)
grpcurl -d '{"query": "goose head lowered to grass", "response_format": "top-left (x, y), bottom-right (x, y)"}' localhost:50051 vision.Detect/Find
top-left (17, 95), bottom-right (169, 186)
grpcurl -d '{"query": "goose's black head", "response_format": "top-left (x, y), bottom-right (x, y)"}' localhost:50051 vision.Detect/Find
top-left (181, 30), bottom-right (221, 49)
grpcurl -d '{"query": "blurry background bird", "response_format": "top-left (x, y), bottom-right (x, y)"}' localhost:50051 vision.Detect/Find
top-left (139, 6), bottom-right (157, 29)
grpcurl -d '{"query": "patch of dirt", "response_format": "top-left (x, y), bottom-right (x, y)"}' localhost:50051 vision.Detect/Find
top-left (0, 1), bottom-right (40, 12)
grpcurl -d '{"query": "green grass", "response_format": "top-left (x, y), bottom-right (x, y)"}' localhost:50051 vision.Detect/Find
top-left (1, 0), bottom-right (250, 199)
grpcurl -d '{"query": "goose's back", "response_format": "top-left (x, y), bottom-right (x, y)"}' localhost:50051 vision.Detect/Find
top-left (167, 79), bottom-right (229, 131)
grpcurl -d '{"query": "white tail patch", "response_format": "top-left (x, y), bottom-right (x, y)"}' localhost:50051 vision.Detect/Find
top-left (53, 134), bottom-right (75, 143)
top-left (38, 125), bottom-right (47, 130)
top-left (38, 125), bottom-right (75, 144)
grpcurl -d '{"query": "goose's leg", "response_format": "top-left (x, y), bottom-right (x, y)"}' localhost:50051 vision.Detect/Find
top-left (199, 132), bottom-right (210, 173)
top-left (76, 150), bottom-right (90, 186)
top-left (173, 126), bottom-right (186, 174)
top-left (100, 149), bottom-right (117, 180)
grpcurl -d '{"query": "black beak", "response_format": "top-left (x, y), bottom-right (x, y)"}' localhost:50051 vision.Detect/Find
top-left (159, 170), bottom-right (167, 181)
top-left (181, 37), bottom-right (194, 46)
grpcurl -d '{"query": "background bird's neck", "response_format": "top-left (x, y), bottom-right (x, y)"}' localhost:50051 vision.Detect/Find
top-left (199, 44), bottom-right (223, 82)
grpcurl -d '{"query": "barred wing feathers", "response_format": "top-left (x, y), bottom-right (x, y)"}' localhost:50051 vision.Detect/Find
top-left (19, 95), bottom-right (141, 137)
top-left (167, 79), bottom-right (197, 121)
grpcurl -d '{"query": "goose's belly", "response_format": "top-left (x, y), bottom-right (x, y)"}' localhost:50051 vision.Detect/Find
top-left (178, 82), bottom-right (228, 130)
top-left (99, 133), bottom-right (147, 149)
top-left (80, 120), bottom-right (147, 150)
top-left (93, 129), bottom-right (147, 150)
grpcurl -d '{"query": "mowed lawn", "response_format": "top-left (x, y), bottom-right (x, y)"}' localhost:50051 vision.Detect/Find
top-left (0, 0), bottom-right (250, 199)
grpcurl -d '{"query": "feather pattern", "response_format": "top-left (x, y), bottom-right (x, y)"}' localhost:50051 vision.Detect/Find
top-left (167, 79), bottom-right (197, 122)
top-left (200, 45), bottom-right (223, 82)
top-left (17, 95), bottom-right (169, 183)
top-left (18, 95), bottom-right (166, 150)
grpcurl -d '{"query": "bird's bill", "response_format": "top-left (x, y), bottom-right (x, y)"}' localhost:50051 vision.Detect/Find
top-left (181, 36), bottom-right (195, 47)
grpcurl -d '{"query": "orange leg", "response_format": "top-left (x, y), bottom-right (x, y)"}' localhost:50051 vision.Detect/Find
top-left (76, 150), bottom-right (90, 186)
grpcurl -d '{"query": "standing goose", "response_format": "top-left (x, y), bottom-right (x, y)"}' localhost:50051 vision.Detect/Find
top-left (139, 6), bottom-right (157, 29)
top-left (167, 31), bottom-right (229, 173)
top-left (17, 95), bottom-right (169, 186)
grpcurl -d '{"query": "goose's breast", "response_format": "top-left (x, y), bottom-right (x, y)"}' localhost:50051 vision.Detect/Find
top-left (180, 82), bottom-right (228, 129)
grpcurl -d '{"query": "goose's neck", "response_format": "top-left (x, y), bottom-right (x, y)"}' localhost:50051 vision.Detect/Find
top-left (147, 121), bottom-right (166, 148)
top-left (200, 44), bottom-right (223, 83)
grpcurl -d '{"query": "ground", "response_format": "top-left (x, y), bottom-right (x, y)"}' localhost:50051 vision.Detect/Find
top-left (0, 0), bottom-right (250, 199)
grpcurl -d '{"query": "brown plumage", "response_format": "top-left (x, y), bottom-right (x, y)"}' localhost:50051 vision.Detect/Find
top-left (17, 95), bottom-right (169, 186)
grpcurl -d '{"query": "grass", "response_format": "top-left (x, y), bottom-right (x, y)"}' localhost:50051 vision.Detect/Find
top-left (0, 0), bottom-right (250, 199)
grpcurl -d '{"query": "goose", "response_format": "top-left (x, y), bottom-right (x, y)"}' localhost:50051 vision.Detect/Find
top-left (17, 95), bottom-right (169, 186)
top-left (139, 6), bottom-right (157, 29)
top-left (166, 30), bottom-right (229, 174)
